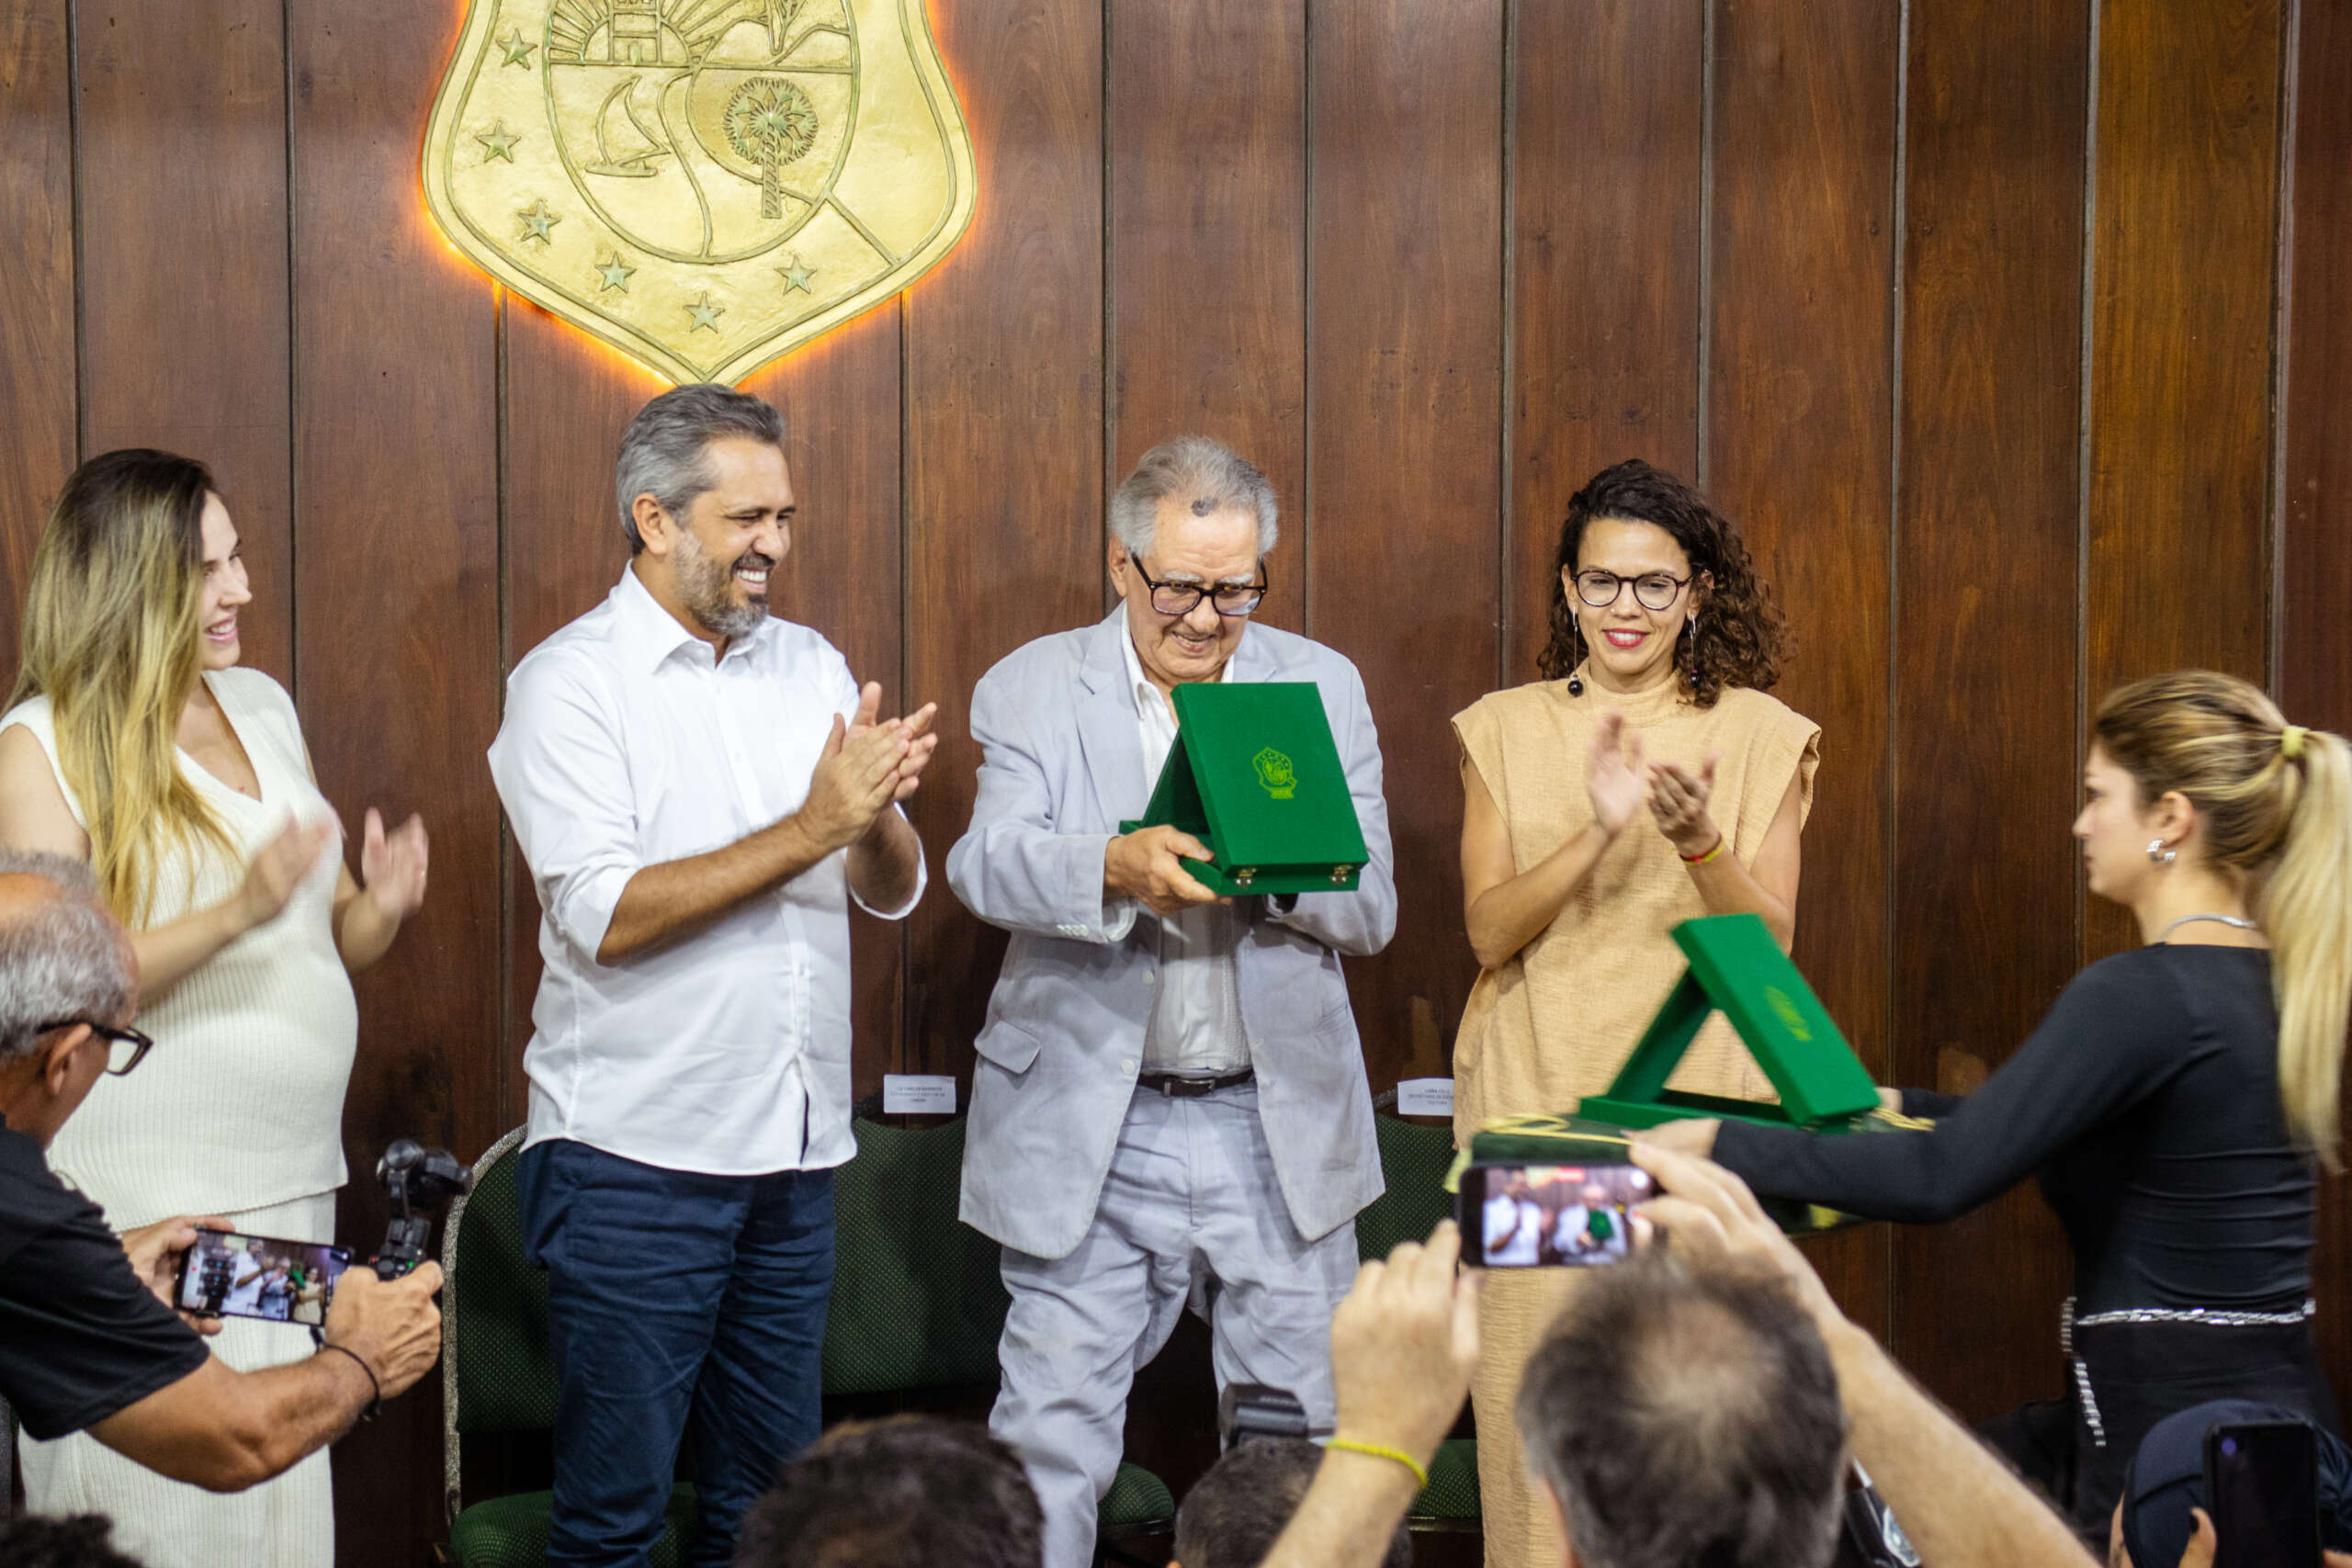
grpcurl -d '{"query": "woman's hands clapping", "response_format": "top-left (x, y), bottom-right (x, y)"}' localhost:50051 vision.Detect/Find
top-left (1586, 714), bottom-right (1724, 859)
top-left (1646, 751), bottom-right (1723, 859)
top-left (1586, 711), bottom-right (1649, 839)
top-left (358, 808), bottom-right (429, 923)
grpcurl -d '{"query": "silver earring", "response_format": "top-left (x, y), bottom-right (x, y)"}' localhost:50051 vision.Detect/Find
top-left (2147, 839), bottom-right (2177, 866)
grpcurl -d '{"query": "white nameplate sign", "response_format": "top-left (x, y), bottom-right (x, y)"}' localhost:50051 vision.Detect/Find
top-left (883, 1075), bottom-right (958, 1115)
top-left (1394, 1077), bottom-right (1454, 1118)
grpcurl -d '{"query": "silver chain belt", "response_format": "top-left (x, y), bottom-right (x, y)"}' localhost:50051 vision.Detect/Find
top-left (2061, 1296), bottom-right (2316, 1449)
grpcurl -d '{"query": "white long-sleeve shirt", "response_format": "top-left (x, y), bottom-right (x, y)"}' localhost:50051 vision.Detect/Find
top-left (488, 568), bottom-right (922, 1176)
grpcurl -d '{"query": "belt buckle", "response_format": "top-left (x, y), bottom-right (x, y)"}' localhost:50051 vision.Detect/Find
top-left (1157, 1074), bottom-right (1214, 1099)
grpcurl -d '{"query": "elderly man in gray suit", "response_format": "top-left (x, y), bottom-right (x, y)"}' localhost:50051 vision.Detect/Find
top-left (946, 435), bottom-right (1397, 1568)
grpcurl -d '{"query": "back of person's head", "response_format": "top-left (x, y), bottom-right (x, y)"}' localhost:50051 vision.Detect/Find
top-left (16, 449), bottom-right (238, 921)
top-left (0, 1513), bottom-right (147, 1568)
top-left (613, 384), bottom-right (786, 555)
top-left (0, 851), bottom-right (133, 1066)
top-left (2116, 1399), bottom-right (2352, 1566)
top-left (1171, 1438), bottom-right (1410, 1568)
top-left (1515, 1253), bottom-right (1846, 1568)
top-left (2093, 671), bottom-right (2352, 1168)
top-left (731, 1416), bottom-right (1041, 1568)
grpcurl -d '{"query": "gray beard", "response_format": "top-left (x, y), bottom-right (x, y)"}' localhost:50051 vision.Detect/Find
top-left (676, 533), bottom-right (768, 640)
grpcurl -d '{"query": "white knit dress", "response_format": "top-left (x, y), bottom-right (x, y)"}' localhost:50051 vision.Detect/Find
top-left (6, 669), bottom-right (357, 1567)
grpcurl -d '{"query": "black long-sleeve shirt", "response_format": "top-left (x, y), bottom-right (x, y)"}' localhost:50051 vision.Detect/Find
top-left (1714, 945), bottom-right (2313, 1315)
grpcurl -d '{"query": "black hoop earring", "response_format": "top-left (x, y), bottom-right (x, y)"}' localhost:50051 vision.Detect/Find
top-left (1566, 618), bottom-right (1585, 696)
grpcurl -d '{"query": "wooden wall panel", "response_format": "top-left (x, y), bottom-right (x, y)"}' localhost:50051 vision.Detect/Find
top-left (73, 3), bottom-right (293, 684)
top-left (2280, 0), bottom-right (2352, 1401)
top-left (1306, 0), bottom-right (1503, 1090)
top-left (1705, 0), bottom-right (1898, 1335)
top-left (287, 2), bottom-right (503, 1561)
top-left (1889, 0), bottom-right (2087, 1418)
top-left (746, 303), bottom-right (910, 1099)
top-left (1508, 0), bottom-right (1703, 683)
top-left (2084, 0), bottom-right (2286, 957)
top-left (1106, 0), bottom-right (1306, 633)
top-left (0, 0), bottom-right (75, 643)
top-left (902, 0), bottom-right (1104, 1079)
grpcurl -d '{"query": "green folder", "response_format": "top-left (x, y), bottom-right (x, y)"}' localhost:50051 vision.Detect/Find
top-left (1117, 682), bottom-right (1371, 897)
top-left (1577, 912), bottom-right (1883, 1133)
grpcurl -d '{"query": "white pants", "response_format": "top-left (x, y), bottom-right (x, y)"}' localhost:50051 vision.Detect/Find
top-left (989, 1082), bottom-right (1359, 1568)
top-left (20, 1190), bottom-right (338, 1568)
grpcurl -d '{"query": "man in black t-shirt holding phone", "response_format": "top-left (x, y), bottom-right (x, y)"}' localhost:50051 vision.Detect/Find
top-left (0, 851), bottom-right (443, 1490)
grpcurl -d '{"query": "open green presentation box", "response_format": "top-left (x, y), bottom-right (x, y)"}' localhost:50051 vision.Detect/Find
top-left (1579, 911), bottom-right (1882, 1133)
top-left (1465, 913), bottom-right (1893, 1235)
top-left (1117, 682), bottom-right (1370, 897)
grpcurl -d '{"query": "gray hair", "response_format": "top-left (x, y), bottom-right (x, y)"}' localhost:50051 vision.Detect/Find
top-left (1516, 1253), bottom-right (1847, 1568)
top-left (614, 384), bottom-right (788, 554)
top-left (0, 850), bottom-right (133, 1061)
top-left (1109, 436), bottom-right (1278, 558)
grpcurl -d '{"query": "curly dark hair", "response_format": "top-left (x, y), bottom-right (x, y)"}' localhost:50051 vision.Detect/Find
top-left (1536, 458), bottom-right (1787, 707)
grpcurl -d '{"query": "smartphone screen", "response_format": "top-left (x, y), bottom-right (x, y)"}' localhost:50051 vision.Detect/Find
top-left (2205, 1420), bottom-right (2321, 1568)
top-left (175, 1228), bottom-right (352, 1326)
top-left (1459, 1161), bottom-right (1651, 1268)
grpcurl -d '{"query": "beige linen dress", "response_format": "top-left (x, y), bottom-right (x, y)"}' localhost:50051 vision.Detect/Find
top-left (1451, 670), bottom-right (1818, 1568)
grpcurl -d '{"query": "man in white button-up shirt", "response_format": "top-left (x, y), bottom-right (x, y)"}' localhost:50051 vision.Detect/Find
top-left (488, 385), bottom-right (934, 1568)
top-left (948, 436), bottom-right (1396, 1568)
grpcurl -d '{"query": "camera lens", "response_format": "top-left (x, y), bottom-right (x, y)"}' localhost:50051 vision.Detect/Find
top-left (2221, 1438), bottom-right (2240, 1457)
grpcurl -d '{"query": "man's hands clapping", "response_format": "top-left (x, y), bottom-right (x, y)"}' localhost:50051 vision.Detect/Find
top-left (800, 683), bottom-right (937, 854)
top-left (1104, 825), bottom-right (1226, 918)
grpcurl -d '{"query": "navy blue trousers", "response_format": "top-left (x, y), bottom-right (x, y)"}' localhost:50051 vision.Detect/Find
top-left (518, 1139), bottom-right (835, 1568)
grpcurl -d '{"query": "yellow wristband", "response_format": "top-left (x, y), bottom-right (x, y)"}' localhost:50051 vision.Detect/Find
top-left (1678, 836), bottom-right (1726, 867)
top-left (1326, 1437), bottom-right (1430, 1490)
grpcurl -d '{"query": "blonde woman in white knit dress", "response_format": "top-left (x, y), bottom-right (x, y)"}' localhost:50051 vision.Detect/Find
top-left (0, 450), bottom-right (427, 1567)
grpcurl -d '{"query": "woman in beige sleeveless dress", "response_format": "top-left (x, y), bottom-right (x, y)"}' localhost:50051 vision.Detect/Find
top-left (0, 450), bottom-right (429, 1568)
top-left (1452, 459), bottom-right (1818, 1567)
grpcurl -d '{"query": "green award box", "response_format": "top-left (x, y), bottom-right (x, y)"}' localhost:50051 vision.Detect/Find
top-left (1116, 682), bottom-right (1371, 897)
top-left (1462, 914), bottom-right (1906, 1235)
top-left (1577, 912), bottom-right (1883, 1132)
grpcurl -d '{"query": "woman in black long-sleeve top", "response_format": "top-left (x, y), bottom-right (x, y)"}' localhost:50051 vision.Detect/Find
top-left (1643, 670), bottom-right (2352, 1536)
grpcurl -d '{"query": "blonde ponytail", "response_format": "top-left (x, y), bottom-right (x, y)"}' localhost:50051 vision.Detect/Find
top-left (2266, 728), bottom-right (2352, 1168)
top-left (2094, 671), bottom-right (2352, 1168)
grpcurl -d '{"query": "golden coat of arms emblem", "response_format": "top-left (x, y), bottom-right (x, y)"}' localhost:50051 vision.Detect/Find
top-left (423, 0), bottom-right (976, 385)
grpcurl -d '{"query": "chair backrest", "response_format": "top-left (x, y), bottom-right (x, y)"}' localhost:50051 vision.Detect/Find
top-left (822, 1118), bottom-right (1011, 1396)
top-left (1354, 1116), bottom-right (1458, 1262)
top-left (446, 1128), bottom-right (559, 1437)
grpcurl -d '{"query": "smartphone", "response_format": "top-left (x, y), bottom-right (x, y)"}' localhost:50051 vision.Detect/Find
top-left (1458, 1161), bottom-right (1651, 1268)
top-left (2204, 1419), bottom-right (2321, 1568)
top-left (175, 1227), bottom-right (352, 1327)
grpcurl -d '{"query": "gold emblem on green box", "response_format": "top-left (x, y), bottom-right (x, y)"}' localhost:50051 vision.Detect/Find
top-left (424, 0), bottom-right (977, 385)
top-left (1251, 747), bottom-right (1297, 800)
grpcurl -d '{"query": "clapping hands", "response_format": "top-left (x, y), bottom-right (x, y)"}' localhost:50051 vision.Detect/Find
top-left (358, 808), bottom-right (429, 923)
top-left (1585, 713), bottom-right (1724, 858)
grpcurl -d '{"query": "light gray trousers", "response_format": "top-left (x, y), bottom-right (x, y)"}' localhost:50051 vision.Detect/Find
top-left (989, 1081), bottom-right (1360, 1568)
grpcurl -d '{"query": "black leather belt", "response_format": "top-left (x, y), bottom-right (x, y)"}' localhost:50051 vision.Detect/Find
top-left (1137, 1067), bottom-right (1255, 1098)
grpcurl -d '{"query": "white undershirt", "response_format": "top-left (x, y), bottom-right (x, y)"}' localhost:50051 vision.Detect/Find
top-left (1115, 631), bottom-right (1249, 1076)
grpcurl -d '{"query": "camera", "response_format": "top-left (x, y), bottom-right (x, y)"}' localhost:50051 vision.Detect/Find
top-left (371, 1138), bottom-right (473, 1280)
top-left (1220, 1383), bottom-right (1313, 1449)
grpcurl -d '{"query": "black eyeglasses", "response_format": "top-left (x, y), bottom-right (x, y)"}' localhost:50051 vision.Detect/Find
top-left (1573, 569), bottom-right (1690, 613)
top-left (35, 1018), bottom-right (154, 1076)
top-left (1129, 556), bottom-right (1269, 618)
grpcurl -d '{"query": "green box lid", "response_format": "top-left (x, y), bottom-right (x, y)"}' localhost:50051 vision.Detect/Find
top-left (1117, 682), bottom-right (1370, 897)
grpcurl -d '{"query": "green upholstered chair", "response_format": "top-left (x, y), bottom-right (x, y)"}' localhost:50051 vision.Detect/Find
top-left (1355, 1115), bottom-right (1481, 1532)
top-left (823, 1118), bottom-right (1175, 1551)
top-left (439, 1122), bottom-right (1175, 1564)
top-left (438, 1127), bottom-right (693, 1567)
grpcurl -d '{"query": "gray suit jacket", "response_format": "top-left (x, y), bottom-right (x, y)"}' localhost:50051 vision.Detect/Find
top-left (947, 609), bottom-right (1397, 1259)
